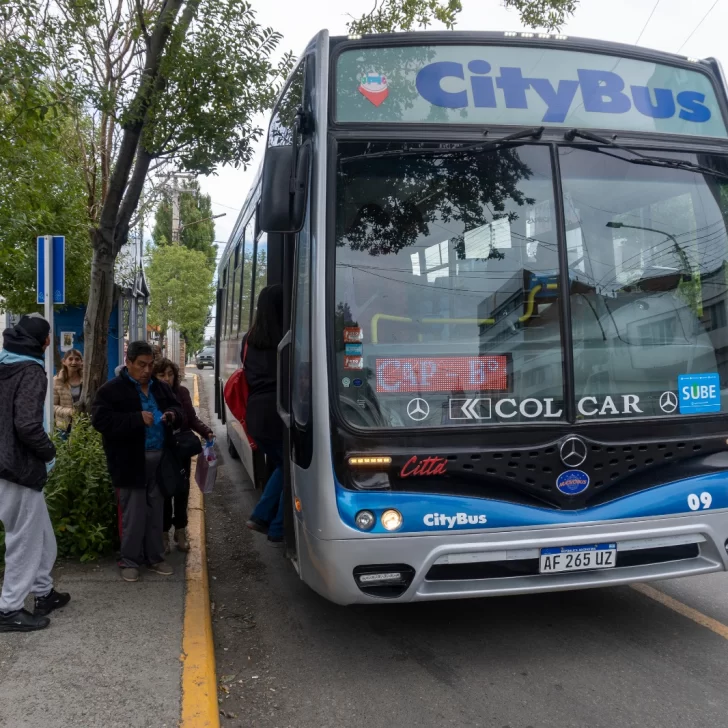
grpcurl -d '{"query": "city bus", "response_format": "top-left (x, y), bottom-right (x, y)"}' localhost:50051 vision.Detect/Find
top-left (216, 29), bottom-right (728, 604)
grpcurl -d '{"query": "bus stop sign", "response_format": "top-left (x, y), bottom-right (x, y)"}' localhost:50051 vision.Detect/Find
top-left (36, 236), bottom-right (66, 304)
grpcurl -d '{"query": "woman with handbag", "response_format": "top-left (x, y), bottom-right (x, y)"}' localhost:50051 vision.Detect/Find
top-left (154, 358), bottom-right (213, 553)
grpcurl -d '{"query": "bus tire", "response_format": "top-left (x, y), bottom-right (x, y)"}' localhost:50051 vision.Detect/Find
top-left (227, 433), bottom-right (240, 460)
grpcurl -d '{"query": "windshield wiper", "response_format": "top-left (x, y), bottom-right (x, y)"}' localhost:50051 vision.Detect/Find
top-left (564, 128), bottom-right (728, 182)
top-left (340, 126), bottom-right (545, 165)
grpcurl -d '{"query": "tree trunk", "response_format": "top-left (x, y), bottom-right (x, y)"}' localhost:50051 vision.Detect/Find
top-left (81, 231), bottom-right (116, 408)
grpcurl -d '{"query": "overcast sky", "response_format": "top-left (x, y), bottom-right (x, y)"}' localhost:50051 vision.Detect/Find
top-left (199, 0), bottom-right (728, 336)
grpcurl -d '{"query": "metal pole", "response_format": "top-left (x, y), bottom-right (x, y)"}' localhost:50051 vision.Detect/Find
top-left (44, 234), bottom-right (54, 434)
top-left (171, 176), bottom-right (180, 243)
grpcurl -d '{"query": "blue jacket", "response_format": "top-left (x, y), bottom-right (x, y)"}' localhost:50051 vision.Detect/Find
top-left (91, 368), bottom-right (183, 489)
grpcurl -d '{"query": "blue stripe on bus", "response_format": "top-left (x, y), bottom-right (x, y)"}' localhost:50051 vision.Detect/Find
top-left (334, 471), bottom-right (728, 533)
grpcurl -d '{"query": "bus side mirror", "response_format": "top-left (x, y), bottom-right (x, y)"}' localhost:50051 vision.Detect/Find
top-left (259, 142), bottom-right (311, 234)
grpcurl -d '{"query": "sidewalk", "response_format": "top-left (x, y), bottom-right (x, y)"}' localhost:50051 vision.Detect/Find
top-left (0, 553), bottom-right (185, 728)
top-left (0, 372), bottom-right (218, 728)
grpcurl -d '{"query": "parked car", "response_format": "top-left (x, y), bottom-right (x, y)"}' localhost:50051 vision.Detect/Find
top-left (196, 347), bottom-right (215, 369)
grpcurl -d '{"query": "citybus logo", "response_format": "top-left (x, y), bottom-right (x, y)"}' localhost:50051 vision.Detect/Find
top-left (414, 61), bottom-right (711, 124)
top-left (423, 512), bottom-right (488, 528)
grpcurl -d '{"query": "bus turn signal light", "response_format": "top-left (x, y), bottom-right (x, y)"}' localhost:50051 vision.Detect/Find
top-left (348, 456), bottom-right (392, 467)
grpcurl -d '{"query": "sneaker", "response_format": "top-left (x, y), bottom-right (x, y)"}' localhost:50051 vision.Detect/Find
top-left (246, 518), bottom-right (269, 535)
top-left (267, 535), bottom-right (284, 547)
top-left (0, 608), bottom-right (50, 632)
top-left (163, 532), bottom-right (171, 554)
top-left (34, 589), bottom-right (71, 616)
top-left (148, 561), bottom-right (174, 576)
top-left (174, 527), bottom-right (190, 552)
top-left (121, 567), bottom-right (140, 582)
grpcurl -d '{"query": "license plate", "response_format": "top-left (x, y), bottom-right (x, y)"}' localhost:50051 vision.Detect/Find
top-left (539, 543), bottom-right (617, 574)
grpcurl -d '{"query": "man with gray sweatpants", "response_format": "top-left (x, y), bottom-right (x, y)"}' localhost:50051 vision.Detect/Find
top-left (0, 313), bottom-right (71, 632)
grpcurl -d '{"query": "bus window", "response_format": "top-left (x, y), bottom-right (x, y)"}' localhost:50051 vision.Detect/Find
top-left (251, 230), bottom-right (268, 327)
top-left (227, 247), bottom-right (238, 337)
top-left (560, 146), bottom-right (728, 418)
top-left (334, 142), bottom-right (563, 428)
top-left (240, 219), bottom-right (257, 332)
top-left (292, 197), bottom-right (311, 429)
top-left (220, 264), bottom-right (229, 338)
top-left (231, 241), bottom-right (242, 334)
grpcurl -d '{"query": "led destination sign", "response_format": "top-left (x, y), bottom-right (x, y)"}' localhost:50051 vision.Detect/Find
top-left (375, 356), bottom-right (509, 393)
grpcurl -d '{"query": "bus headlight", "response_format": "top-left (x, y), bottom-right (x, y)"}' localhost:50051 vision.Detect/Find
top-left (381, 509), bottom-right (403, 531)
top-left (355, 510), bottom-right (376, 531)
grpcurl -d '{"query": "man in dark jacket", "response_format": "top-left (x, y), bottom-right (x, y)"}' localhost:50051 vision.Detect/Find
top-left (0, 313), bottom-right (71, 632)
top-left (91, 341), bottom-right (184, 582)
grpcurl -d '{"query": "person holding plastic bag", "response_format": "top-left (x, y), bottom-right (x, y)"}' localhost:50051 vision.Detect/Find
top-left (196, 439), bottom-right (217, 495)
top-left (154, 358), bottom-right (213, 552)
top-left (243, 285), bottom-right (285, 545)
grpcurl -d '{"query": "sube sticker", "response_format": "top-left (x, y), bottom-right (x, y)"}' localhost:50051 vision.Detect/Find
top-left (678, 372), bottom-right (720, 414)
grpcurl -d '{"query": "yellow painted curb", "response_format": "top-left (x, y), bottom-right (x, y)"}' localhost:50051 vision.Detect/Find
top-left (180, 373), bottom-right (220, 728)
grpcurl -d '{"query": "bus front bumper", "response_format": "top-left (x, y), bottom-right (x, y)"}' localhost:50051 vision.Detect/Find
top-left (297, 513), bottom-right (728, 605)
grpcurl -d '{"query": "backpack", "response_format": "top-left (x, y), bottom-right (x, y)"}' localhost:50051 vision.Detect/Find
top-left (223, 339), bottom-right (257, 451)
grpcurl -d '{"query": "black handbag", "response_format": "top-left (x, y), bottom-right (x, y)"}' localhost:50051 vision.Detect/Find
top-left (173, 429), bottom-right (203, 459)
top-left (157, 447), bottom-right (186, 498)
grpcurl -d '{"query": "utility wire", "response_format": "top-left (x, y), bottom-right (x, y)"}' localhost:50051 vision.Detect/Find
top-left (634, 0), bottom-right (661, 44)
top-left (677, 0), bottom-right (721, 53)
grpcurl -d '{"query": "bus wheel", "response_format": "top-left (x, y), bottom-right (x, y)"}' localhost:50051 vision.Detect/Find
top-left (227, 434), bottom-right (240, 460)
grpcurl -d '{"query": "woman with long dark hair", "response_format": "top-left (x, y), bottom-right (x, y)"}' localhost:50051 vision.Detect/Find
top-left (53, 348), bottom-right (83, 431)
top-left (154, 358), bottom-right (214, 552)
top-left (244, 284), bottom-right (285, 544)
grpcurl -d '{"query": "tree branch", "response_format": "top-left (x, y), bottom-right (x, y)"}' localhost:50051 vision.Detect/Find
top-left (98, 0), bottom-right (186, 242)
top-left (135, 0), bottom-right (151, 45)
top-left (114, 143), bottom-right (152, 256)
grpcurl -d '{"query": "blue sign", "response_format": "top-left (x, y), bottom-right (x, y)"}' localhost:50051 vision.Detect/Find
top-left (678, 372), bottom-right (721, 414)
top-left (555, 469), bottom-right (590, 495)
top-left (336, 46), bottom-right (727, 138)
top-left (345, 343), bottom-right (363, 356)
top-left (37, 236), bottom-right (66, 305)
top-left (353, 378), bottom-right (363, 387)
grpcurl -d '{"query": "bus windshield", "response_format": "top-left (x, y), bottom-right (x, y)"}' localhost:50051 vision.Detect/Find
top-left (560, 146), bottom-right (728, 419)
top-left (334, 142), bottom-right (728, 429)
top-left (334, 142), bottom-right (564, 428)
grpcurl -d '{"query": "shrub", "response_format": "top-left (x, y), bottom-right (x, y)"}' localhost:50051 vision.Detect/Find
top-left (0, 414), bottom-right (117, 570)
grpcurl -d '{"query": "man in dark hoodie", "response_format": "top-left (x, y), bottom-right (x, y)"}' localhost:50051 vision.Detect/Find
top-left (0, 313), bottom-right (71, 632)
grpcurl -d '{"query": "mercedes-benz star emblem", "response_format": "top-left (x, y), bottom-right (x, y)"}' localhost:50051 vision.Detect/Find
top-left (406, 398), bottom-right (430, 422)
top-left (659, 391), bottom-right (678, 414)
top-left (560, 436), bottom-right (588, 468)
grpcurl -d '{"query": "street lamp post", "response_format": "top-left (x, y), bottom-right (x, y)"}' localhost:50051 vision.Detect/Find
top-left (606, 221), bottom-right (701, 313)
top-left (179, 213), bottom-right (226, 233)
top-left (605, 221), bottom-right (692, 277)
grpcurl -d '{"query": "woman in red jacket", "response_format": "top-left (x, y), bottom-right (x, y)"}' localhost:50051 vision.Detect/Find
top-left (154, 358), bottom-right (214, 552)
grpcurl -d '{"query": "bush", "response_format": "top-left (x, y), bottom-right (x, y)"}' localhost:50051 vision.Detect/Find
top-left (0, 415), bottom-right (117, 569)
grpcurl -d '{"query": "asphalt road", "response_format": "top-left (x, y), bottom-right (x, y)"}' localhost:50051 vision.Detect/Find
top-left (196, 368), bottom-right (728, 728)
